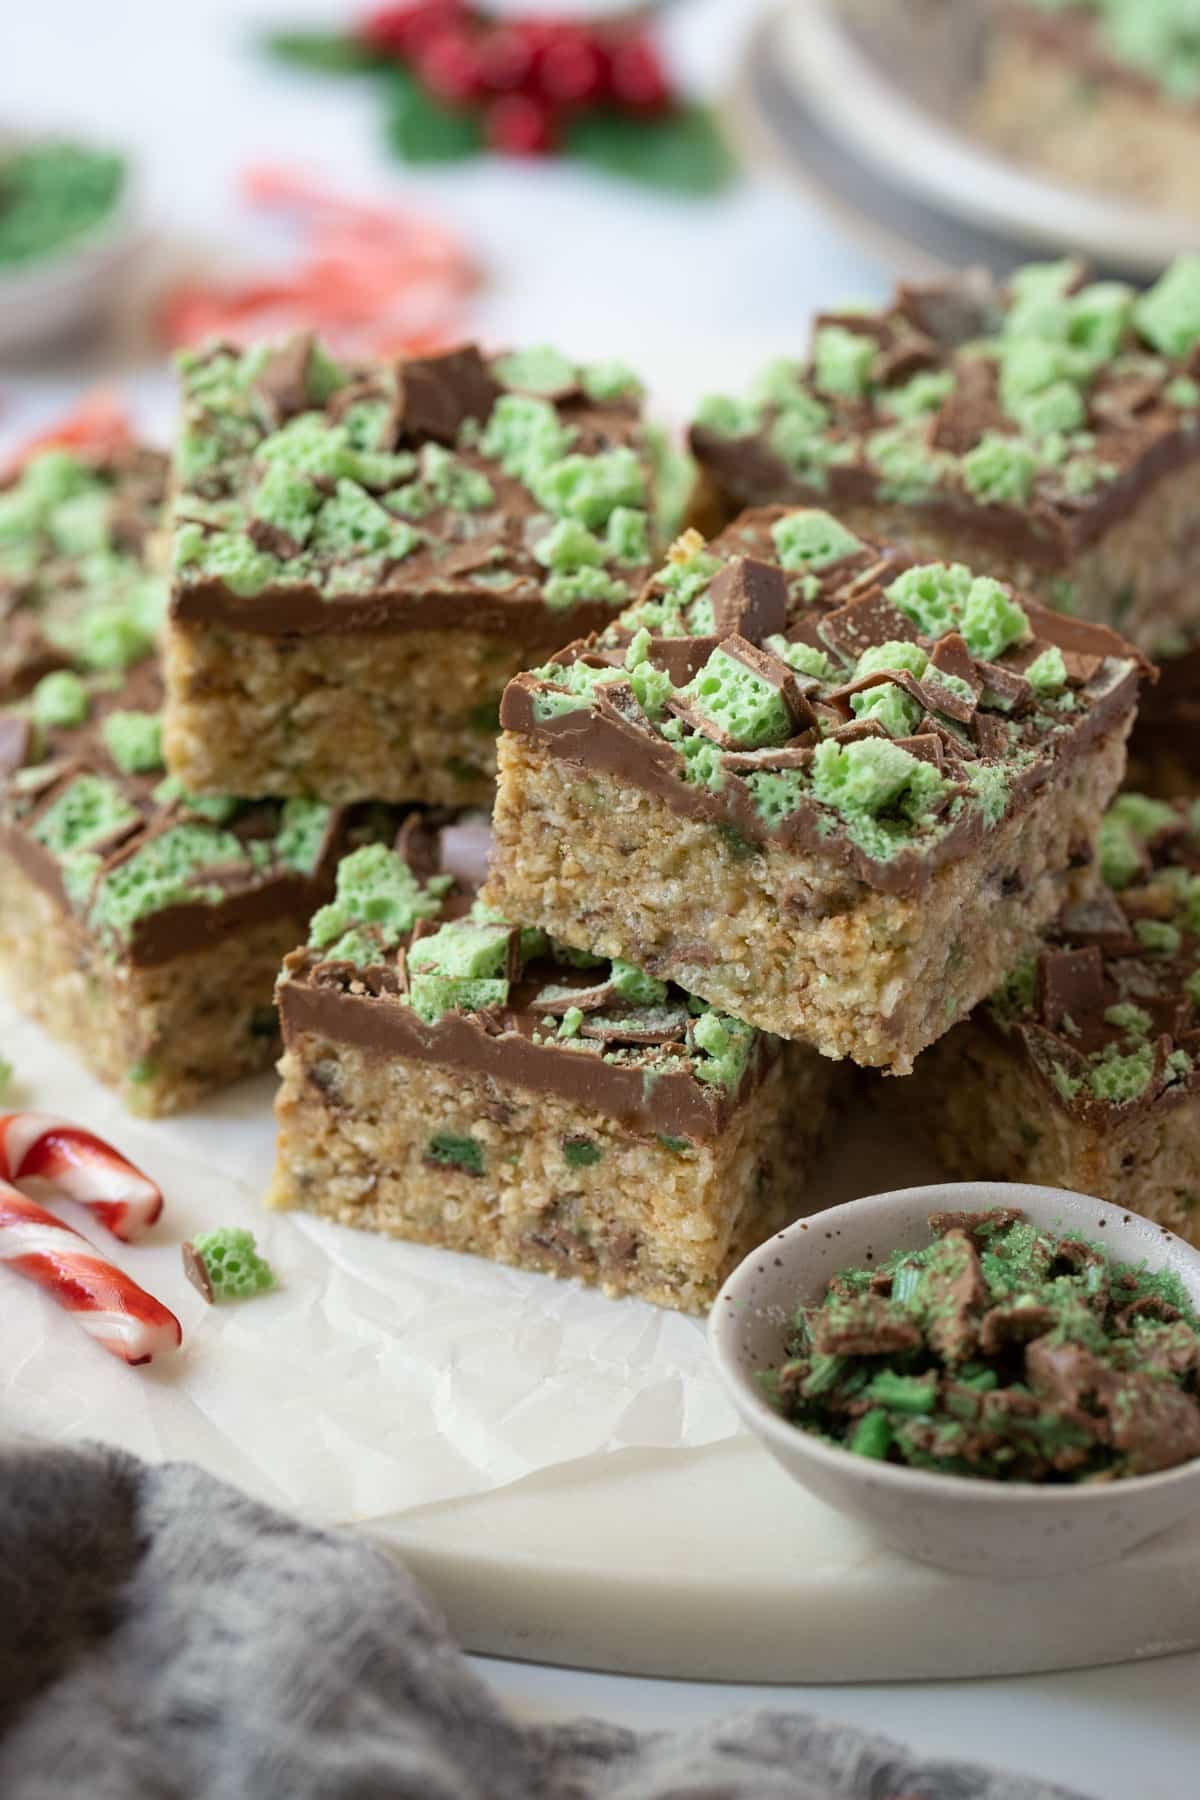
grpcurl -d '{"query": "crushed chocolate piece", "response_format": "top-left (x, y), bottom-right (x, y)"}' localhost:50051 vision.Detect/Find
top-left (398, 346), bottom-right (501, 444)
top-left (182, 1241), bottom-right (214, 1304)
top-left (1036, 945), bottom-right (1105, 1032)
top-left (708, 557), bottom-right (788, 644)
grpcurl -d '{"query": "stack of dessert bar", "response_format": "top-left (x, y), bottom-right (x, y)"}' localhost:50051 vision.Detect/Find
top-left (4, 253), bottom-right (1200, 1311)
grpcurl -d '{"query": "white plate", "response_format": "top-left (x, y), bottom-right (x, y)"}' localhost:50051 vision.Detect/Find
top-left (772, 0), bottom-right (1200, 275)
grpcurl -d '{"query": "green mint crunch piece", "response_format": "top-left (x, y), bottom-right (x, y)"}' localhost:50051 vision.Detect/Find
top-left (101, 709), bottom-right (164, 775)
top-left (31, 670), bottom-right (89, 729)
top-left (962, 434), bottom-right (1038, 506)
top-left (408, 973), bottom-right (509, 1024)
top-left (850, 682), bottom-right (922, 738)
top-left (31, 775), bottom-right (139, 859)
top-left (582, 360), bottom-right (644, 402)
top-left (532, 448), bottom-right (646, 528)
top-left (427, 1132), bottom-right (485, 1175)
top-left (89, 823), bottom-right (243, 940)
top-left (772, 509), bottom-right (864, 572)
top-left (534, 518), bottom-right (607, 571)
top-left (309, 844), bottom-right (450, 960)
top-left (563, 1135), bottom-right (603, 1168)
top-left (691, 1009), bottom-right (755, 1092)
top-left (409, 920), bottom-right (512, 980)
top-left (687, 645), bottom-right (794, 750)
top-left (494, 345), bottom-right (578, 395)
top-left (1025, 646), bottom-right (1068, 695)
top-left (477, 394), bottom-right (575, 483)
top-left (959, 579), bottom-right (1031, 661)
top-left (1135, 256), bottom-right (1200, 358)
top-left (853, 640), bottom-right (928, 681)
top-left (611, 959), bottom-right (668, 1006)
top-left (189, 1227), bottom-right (276, 1303)
top-left (886, 562), bottom-right (973, 638)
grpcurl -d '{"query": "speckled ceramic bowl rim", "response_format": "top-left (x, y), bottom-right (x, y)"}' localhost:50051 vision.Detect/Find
top-left (709, 1182), bottom-right (1200, 1508)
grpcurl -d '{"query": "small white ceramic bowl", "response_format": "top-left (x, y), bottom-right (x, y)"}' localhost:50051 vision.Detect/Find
top-left (0, 137), bottom-right (148, 358)
top-left (709, 1182), bottom-right (1200, 1579)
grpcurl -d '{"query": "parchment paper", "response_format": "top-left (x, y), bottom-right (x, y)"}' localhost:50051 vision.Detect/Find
top-left (0, 996), bottom-right (943, 1525)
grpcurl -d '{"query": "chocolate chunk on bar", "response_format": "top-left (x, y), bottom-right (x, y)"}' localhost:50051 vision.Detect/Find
top-left (484, 505), bottom-right (1145, 1073)
top-left (688, 256), bottom-right (1200, 653)
top-left (269, 840), bottom-right (836, 1314)
top-left (163, 336), bottom-right (658, 807)
top-left (0, 442), bottom-right (409, 1117)
top-left (913, 791), bottom-right (1200, 1243)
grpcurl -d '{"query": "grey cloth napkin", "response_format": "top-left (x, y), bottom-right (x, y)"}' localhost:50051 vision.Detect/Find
top-left (0, 1441), bottom-right (1089, 1800)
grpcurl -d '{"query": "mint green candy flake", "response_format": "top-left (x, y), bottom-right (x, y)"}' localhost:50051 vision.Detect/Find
top-left (967, 764), bottom-right (1012, 828)
top-left (1087, 1041), bottom-right (1156, 1105)
top-left (1167, 375), bottom-right (1200, 409)
top-left (959, 578), bottom-right (1031, 660)
top-left (31, 774), bottom-right (138, 859)
top-left (175, 528), bottom-right (281, 598)
top-left (1135, 255), bottom-right (1200, 357)
top-left (274, 797), bottom-right (332, 873)
top-left (630, 659), bottom-right (674, 719)
top-left (745, 766), bottom-right (807, 827)
top-left (625, 627), bottom-right (652, 671)
top-left (694, 392), bottom-right (763, 438)
top-left (49, 488), bottom-right (111, 556)
top-left (962, 434), bottom-right (1038, 506)
top-left (544, 568), bottom-right (627, 610)
top-left (880, 370), bottom-right (954, 421)
top-left (811, 737), bottom-right (948, 852)
top-left (533, 518), bottom-right (607, 571)
top-left (421, 443), bottom-right (494, 511)
top-left (679, 733), bottom-right (725, 791)
top-left (494, 345), bottom-right (578, 395)
top-left (581, 360), bottom-right (644, 402)
top-left (772, 509), bottom-right (864, 572)
top-left (190, 1227), bottom-right (276, 1303)
top-left (606, 506), bottom-right (649, 566)
top-left (88, 823), bottom-right (245, 940)
top-left (1135, 919), bottom-right (1182, 957)
top-left (532, 448), bottom-right (646, 528)
top-left (812, 325), bottom-right (876, 398)
top-left (251, 462), bottom-right (321, 547)
top-left (1105, 1002), bottom-right (1153, 1039)
top-left (77, 603), bottom-right (155, 672)
top-left (658, 539), bottom-right (723, 604)
top-left (611, 959), bottom-right (668, 1006)
top-left (31, 670), bottom-right (88, 729)
top-left (753, 359), bottom-right (823, 414)
top-left (478, 394), bottom-right (575, 484)
top-left (562, 1134), bottom-right (602, 1166)
top-left (850, 682), bottom-right (922, 738)
top-left (853, 640), bottom-right (928, 681)
top-left (309, 843), bottom-right (450, 961)
top-left (408, 974), bottom-right (509, 1024)
top-left (1011, 381), bottom-right (1086, 439)
top-left (764, 635), bottom-right (833, 682)
top-left (866, 423), bottom-right (949, 503)
top-left (311, 479), bottom-right (421, 562)
top-left (529, 658), bottom-right (624, 703)
top-left (409, 919), bottom-right (512, 980)
top-left (557, 1006), bottom-right (584, 1040)
top-left (885, 562), bottom-right (970, 637)
top-left (1026, 646), bottom-right (1068, 695)
top-left (688, 645), bottom-right (794, 749)
top-left (691, 1009), bottom-right (755, 1092)
top-left (426, 1132), bottom-right (485, 1175)
top-left (101, 709), bottom-right (164, 775)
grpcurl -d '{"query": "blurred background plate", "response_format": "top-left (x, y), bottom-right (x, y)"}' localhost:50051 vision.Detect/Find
top-left (744, 0), bottom-right (1200, 276)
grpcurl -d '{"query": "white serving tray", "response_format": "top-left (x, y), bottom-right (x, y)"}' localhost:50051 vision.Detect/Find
top-left (5, 993), bottom-right (1200, 1682)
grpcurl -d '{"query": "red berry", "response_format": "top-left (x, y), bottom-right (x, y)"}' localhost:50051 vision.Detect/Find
top-left (536, 32), bottom-right (608, 107)
top-left (358, 2), bottom-right (464, 59)
top-left (415, 26), bottom-right (484, 103)
top-left (608, 37), bottom-right (671, 114)
top-left (485, 94), bottom-right (557, 157)
top-left (477, 26), bottom-right (536, 93)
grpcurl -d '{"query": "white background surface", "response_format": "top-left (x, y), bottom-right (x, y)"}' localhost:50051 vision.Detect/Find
top-left (3, 4), bottom-right (1199, 1794)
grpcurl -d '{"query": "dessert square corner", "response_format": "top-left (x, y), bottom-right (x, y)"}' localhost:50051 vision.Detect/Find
top-left (161, 336), bottom-right (664, 807)
top-left (482, 504), bottom-right (1148, 1074)
top-left (268, 819), bottom-right (838, 1314)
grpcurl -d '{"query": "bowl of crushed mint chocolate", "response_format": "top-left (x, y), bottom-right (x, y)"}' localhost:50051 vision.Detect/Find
top-left (709, 1184), bottom-right (1200, 1577)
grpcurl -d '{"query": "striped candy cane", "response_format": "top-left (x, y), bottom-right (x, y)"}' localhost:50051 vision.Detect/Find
top-left (0, 1113), bottom-right (181, 1366)
top-left (0, 1114), bottom-right (163, 1241)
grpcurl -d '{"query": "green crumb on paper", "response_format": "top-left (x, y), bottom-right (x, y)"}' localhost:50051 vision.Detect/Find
top-left (771, 508), bottom-right (864, 571)
top-left (563, 1135), bottom-right (603, 1168)
top-left (189, 1227), bottom-right (276, 1303)
top-left (426, 1132), bottom-right (484, 1176)
top-left (31, 670), bottom-right (89, 729)
top-left (101, 709), bottom-right (164, 775)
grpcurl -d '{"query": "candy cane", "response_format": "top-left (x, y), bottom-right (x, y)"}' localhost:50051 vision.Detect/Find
top-left (0, 1186), bottom-right (181, 1365)
top-left (0, 1113), bottom-right (180, 1365)
top-left (0, 1113), bottom-right (162, 1241)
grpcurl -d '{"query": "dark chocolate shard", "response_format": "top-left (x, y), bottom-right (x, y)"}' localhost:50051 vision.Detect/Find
top-left (1060, 648), bottom-right (1105, 686)
top-left (929, 356), bottom-right (1004, 456)
top-left (1058, 889), bottom-right (1136, 951)
top-left (531, 977), bottom-right (617, 1016)
top-left (650, 636), bottom-right (720, 686)
top-left (894, 268), bottom-right (1002, 345)
top-left (397, 346), bottom-right (502, 444)
top-left (708, 556), bottom-right (788, 644)
top-left (0, 716), bottom-right (33, 776)
top-left (929, 632), bottom-right (979, 690)
top-left (971, 713), bottom-right (1008, 758)
top-left (1036, 946), bottom-right (1105, 1033)
top-left (578, 1005), bottom-right (689, 1045)
top-left (818, 591), bottom-right (916, 663)
top-left (719, 635), bottom-right (818, 732)
top-left (974, 659), bottom-right (1033, 714)
top-left (253, 335), bottom-right (317, 425)
top-left (182, 1241), bottom-right (214, 1305)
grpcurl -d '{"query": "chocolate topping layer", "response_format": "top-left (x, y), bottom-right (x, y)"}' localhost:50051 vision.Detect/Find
top-left (278, 826), bottom-right (780, 1143)
top-left (500, 506), bottom-right (1145, 899)
top-left (986, 794), bottom-right (1200, 1126)
top-left (689, 261), bottom-right (1200, 569)
top-left (170, 337), bottom-right (656, 640)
